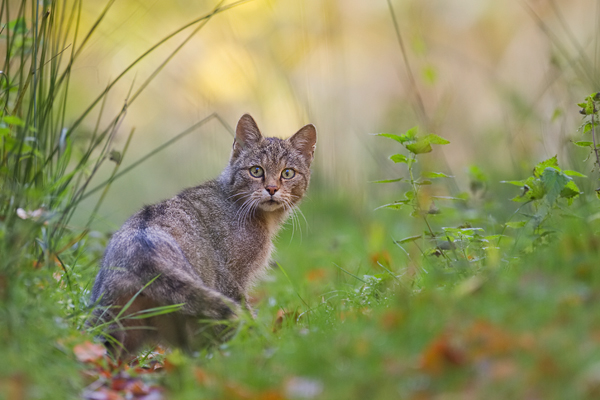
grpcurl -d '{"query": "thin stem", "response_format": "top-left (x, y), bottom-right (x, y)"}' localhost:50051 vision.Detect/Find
top-left (408, 153), bottom-right (435, 238)
top-left (386, 0), bottom-right (427, 124)
top-left (592, 109), bottom-right (600, 174)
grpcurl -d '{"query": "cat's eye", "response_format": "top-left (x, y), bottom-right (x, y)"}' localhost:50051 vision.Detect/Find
top-left (281, 168), bottom-right (295, 179)
top-left (249, 166), bottom-right (264, 178)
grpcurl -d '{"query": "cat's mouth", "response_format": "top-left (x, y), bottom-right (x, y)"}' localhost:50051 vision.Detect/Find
top-left (259, 199), bottom-right (283, 212)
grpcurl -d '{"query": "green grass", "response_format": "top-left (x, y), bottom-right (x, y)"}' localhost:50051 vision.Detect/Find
top-left (159, 190), bottom-right (600, 400)
top-left (2, 1), bottom-right (600, 399)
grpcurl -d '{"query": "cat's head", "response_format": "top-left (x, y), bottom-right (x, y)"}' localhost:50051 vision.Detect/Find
top-left (224, 114), bottom-right (317, 214)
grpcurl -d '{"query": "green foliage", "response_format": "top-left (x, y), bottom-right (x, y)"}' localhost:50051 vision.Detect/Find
top-left (377, 126), bottom-right (491, 269)
top-left (575, 93), bottom-right (600, 189)
top-left (503, 156), bottom-right (582, 204)
top-left (2, 2), bottom-right (600, 399)
top-left (0, 1), bottom-right (250, 398)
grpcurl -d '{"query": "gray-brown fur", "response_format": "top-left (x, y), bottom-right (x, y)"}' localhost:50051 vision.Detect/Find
top-left (90, 114), bottom-right (316, 357)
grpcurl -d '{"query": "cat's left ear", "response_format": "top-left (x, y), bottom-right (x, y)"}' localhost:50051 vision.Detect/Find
top-left (289, 124), bottom-right (317, 163)
top-left (232, 114), bottom-right (263, 159)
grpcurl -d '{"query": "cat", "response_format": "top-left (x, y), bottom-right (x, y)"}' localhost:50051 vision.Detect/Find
top-left (89, 114), bottom-right (317, 357)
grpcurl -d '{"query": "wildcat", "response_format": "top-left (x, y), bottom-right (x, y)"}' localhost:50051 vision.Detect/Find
top-left (89, 114), bottom-right (317, 357)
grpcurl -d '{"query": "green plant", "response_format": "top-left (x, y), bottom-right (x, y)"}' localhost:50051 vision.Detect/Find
top-left (574, 92), bottom-right (600, 193)
top-left (375, 127), bottom-right (496, 271)
top-left (502, 156), bottom-right (584, 251)
top-left (0, 0), bottom-right (251, 398)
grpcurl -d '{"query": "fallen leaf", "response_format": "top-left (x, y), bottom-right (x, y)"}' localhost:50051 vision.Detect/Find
top-left (380, 310), bottom-right (404, 331)
top-left (194, 367), bottom-right (214, 386)
top-left (74, 341), bottom-right (106, 363)
top-left (125, 380), bottom-right (150, 396)
top-left (306, 268), bottom-right (326, 282)
top-left (488, 359), bottom-right (518, 381)
top-left (110, 378), bottom-right (128, 391)
top-left (224, 382), bottom-right (253, 399)
top-left (273, 309), bottom-right (300, 332)
top-left (257, 390), bottom-right (286, 400)
top-left (370, 251), bottom-right (391, 268)
top-left (82, 387), bottom-right (124, 400)
top-left (0, 374), bottom-right (26, 400)
top-left (420, 333), bottom-right (465, 375)
top-left (465, 321), bottom-right (515, 360)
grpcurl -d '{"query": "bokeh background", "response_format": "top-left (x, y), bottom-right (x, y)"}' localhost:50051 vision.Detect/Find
top-left (68, 0), bottom-right (600, 230)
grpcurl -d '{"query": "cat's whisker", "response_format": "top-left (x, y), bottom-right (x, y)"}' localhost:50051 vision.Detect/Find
top-left (281, 200), bottom-right (296, 240)
top-left (282, 198), bottom-right (301, 241)
top-left (295, 207), bottom-right (308, 230)
top-left (235, 195), bottom-right (256, 228)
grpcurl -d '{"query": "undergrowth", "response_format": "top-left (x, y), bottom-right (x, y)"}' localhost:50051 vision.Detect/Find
top-left (2, 0), bottom-right (600, 399)
top-left (0, 0), bottom-right (249, 398)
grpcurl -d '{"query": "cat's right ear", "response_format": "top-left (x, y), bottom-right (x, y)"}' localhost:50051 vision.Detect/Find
top-left (232, 114), bottom-right (263, 160)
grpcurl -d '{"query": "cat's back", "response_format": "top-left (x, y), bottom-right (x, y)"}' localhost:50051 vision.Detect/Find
top-left (97, 180), bottom-right (229, 286)
top-left (115, 179), bottom-right (228, 241)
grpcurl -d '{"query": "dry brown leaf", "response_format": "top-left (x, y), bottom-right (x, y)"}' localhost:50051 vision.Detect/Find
top-left (306, 268), bottom-right (326, 282)
top-left (74, 341), bottom-right (106, 363)
top-left (380, 310), bottom-right (404, 331)
top-left (420, 333), bottom-right (465, 375)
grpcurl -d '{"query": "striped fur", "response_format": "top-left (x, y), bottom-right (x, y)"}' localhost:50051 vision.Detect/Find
top-left (89, 114), bottom-right (316, 357)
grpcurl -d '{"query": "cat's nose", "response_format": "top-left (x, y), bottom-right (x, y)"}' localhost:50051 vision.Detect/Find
top-left (265, 186), bottom-right (278, 196)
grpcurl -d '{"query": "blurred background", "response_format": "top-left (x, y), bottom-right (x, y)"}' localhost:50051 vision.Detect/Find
top-left (68, 0), bottom-right (600, 231)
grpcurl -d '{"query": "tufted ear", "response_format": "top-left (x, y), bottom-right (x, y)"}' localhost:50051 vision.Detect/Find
top-left (232, 114), bottom-right (263, 160)
top-left (288, 123), bottom-right (317, 163)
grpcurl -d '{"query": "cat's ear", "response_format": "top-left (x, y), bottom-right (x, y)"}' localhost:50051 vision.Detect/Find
top-left (232, 114), bottom-right (263, 159)
top-left (289, 124), bottom-right (317, 163)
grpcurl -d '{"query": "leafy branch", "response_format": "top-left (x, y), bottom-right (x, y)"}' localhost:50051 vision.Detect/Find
top-left (575, 92), bottom-right (600, 192)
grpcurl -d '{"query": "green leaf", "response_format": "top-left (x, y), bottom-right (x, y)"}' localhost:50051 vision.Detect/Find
top-left (425, 134), bottom-right (450, 145)
top-left (563, 170), bottom-right (586, 178)
top-left (7, 17), bottom-right (27, 34)
top-left (510, 177), bottom-right (544, 202)
top-left (390, 154), bottom-right (408, 163)
top-left (560, 180), bottom-right (581, 199)
top-left (468, 165), bottom-right (488, 182)
top-left (375, 200), bottom-right (410, 210)
top-left (395, 234), bottom-right (423, 244)
top-left (405, 134), bottom-right (450, 154)
top-left (501, 180), bottom-right (526, 186)
top-left (3, 136), bottom-right (32, 153)
top-left (423, 171), bottom-right (453, 179)
top-left (505, 221), bottom-right (527, 229)
top-left (380, 203), bottom-right (406, 210)
top-left (376, 127), bottom-right (419, 144)
top-left (376, 133), bottom-right (410, 144)
top-left (583, 121), bottom-right (599, 134)
top-left (0, 127), bottom-right (10, 137)
top-left (541, 167), bottom-right (569, 204)
top-left (573, 141), bottom-right (594, 147)
top-left (533, 156), bottom-right (559, 177)
top-left (404, 126), bottom-right (418, 141)
top-left (3, 116), bottom-right (25, 127)
top-left (456, 192), bottom-right (470, 201)
top-left (406, 140), bottom-right (432, 154)
top-left (371, 178), bottom-right (403, 183)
